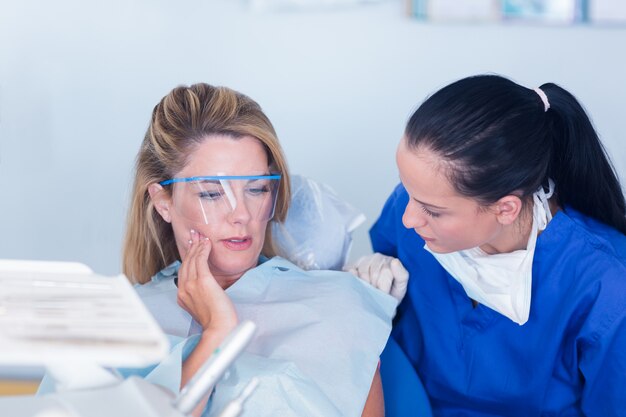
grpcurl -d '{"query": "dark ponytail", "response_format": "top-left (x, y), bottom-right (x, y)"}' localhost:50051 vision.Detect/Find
top-left (405, 74), bottom-right (626, 235)
top-left (541, 83), bottom-right (626, 234)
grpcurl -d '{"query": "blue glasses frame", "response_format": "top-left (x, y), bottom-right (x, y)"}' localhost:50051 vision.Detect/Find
top-left (159, 174), bottom-right (282, 186)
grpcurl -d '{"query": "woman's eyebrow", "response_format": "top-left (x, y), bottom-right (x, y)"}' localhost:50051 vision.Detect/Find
top-left (197, 179), bottom-right (220, 185)
top-left (413, 197), bottom-right (447, 210)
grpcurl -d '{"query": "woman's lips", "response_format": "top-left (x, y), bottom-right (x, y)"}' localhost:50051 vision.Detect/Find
top-left (221, 237), bottom-right (252, 251)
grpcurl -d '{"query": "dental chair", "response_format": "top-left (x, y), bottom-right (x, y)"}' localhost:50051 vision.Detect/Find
top-left (380, 338), bottom-right (433, 417)
top-left (274, 175), bottom-right (433, 417)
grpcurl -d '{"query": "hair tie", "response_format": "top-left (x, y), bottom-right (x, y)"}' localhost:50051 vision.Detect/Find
top-left (533, 87), bottom-right (550, 112)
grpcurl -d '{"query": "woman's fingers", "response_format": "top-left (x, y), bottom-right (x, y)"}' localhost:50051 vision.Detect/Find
top-left (195, 236), bottom-right (213, 282)
top-left (187, 230), bottom-right (201, 282)
top-left (177, 229), bottom-right (201, 309)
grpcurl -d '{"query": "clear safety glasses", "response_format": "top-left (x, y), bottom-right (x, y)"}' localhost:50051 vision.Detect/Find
top-left (159, 174), bottom-right (281, 225)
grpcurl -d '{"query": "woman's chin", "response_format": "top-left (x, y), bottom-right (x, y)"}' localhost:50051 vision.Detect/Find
top-left (210, 257), bottom-right (258, 282)
top-left (424, 241), bottom-right (455, 254)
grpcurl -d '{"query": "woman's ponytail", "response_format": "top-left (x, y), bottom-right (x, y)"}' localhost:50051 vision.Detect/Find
top-left (542, 83), bottom-right (626, 235)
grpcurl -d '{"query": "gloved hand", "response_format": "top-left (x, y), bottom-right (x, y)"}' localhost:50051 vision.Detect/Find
top-left (345, 253), bottom-right (409, 302)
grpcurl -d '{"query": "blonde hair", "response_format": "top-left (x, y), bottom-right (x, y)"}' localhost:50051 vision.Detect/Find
top-left (123, 83), bottom-right (291, 284)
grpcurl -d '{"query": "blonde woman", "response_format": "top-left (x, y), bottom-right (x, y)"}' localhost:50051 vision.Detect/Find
top-left (122, 84), bottom-right (395, 417)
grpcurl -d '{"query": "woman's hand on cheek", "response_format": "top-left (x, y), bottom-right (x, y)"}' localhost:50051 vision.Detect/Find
top-left (177, 229), bottom-right (238, 334)
top-left (177, 231), bottom-right (238, 412)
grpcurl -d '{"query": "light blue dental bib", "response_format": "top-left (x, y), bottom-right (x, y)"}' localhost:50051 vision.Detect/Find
top-left (134, 257), bottom-right (396, 417)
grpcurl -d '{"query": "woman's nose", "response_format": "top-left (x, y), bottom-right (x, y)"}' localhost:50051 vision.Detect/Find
top-left (228, 198), bottom-right (253, 224)
top-left (402, 201), bottom-right (428, 229)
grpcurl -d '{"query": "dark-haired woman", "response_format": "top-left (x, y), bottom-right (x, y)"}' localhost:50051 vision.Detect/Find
top-left (362, 75), bottom-right (626, 416)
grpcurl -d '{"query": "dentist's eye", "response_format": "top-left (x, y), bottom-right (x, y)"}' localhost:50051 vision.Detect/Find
top-left (421, 205), bottom-right (440, 218)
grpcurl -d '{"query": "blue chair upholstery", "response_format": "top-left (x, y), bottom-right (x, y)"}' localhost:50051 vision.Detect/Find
top-left (380, 337), bottom-right (433, 417)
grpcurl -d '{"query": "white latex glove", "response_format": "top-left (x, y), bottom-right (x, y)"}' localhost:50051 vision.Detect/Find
top-left (345, 253), bottom-right (409, 302)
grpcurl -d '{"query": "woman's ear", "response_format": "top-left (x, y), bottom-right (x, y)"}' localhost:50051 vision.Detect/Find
top-left (493, 195), bottom-right (523, 226)
top-left (148, 183), bottom-right (172, 223)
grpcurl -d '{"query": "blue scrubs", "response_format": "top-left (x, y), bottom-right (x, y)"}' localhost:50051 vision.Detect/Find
top-left (371, 184), bottom-right (626, 417)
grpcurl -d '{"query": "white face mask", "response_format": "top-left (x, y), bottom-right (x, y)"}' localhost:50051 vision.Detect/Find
top-left (425, 180), bottom-right (555, 325)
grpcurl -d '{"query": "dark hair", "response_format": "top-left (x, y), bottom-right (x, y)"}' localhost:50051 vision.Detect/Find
top-left (405, 74), bottom-right (626, 235)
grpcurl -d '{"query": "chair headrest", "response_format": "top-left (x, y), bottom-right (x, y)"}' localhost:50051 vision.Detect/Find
top-left (272, 175), bottom-right (365, 270)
